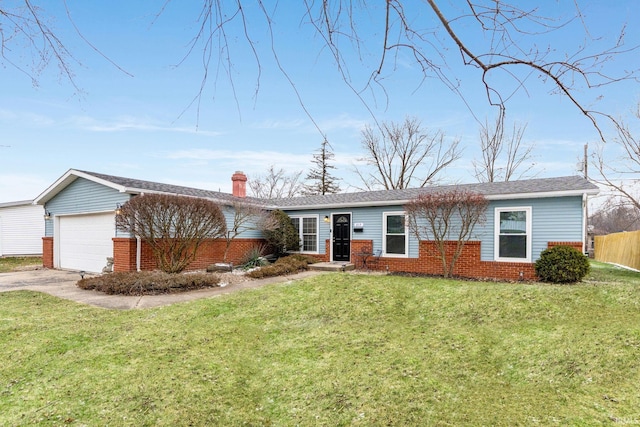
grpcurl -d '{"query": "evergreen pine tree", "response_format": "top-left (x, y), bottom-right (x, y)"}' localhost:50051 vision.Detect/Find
top-left (303, 139), bottom-right (341, 195)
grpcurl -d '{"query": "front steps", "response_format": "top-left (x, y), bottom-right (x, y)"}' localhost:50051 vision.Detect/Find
top-left (308, 262), bottom-right (355, 272)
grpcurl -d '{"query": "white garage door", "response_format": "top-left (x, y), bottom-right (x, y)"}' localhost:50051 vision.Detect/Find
top-left (58, 213), bottom-right (115, 273)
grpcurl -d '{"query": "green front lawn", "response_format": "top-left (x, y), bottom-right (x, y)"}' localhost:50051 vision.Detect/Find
top-left (0, 256), bottom-right (42, 273)
top-left (1, 262), bottom-right (639, 425)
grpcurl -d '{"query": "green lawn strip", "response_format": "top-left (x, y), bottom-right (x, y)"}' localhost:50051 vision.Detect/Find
top-left (1, 269), bottom-right (639, 425)
top-left (0, 256), bottom-right (43, 273)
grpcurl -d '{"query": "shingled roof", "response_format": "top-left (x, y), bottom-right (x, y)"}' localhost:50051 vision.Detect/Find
top-left (35, 169), bottom-right (598, 208)
top-left (267, 175), bottom-right (599, 209)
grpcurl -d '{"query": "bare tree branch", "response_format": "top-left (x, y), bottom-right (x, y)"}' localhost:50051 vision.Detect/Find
top-left (593, 105), bottom-right (640, 212)
top-left (248, 165), bottom-right (305, 199)
top-left (356, 116), bottom-right (462, 190)
top-left (473, 112), bottom-right (534, 182)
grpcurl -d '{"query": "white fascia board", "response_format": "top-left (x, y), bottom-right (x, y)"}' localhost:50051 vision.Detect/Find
top-left (485, 188), bottom-right (600, 201)
top-left (34, 169), bottom-right (128, 205)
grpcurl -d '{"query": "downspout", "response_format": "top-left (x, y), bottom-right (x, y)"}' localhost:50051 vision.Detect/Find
top-left (582, 193), bottom-right (588, 255)
top-left (136, 235), bottom-right (141, 272)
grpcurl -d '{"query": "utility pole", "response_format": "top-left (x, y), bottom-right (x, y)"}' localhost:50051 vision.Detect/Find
top-left (583, 143), bottom-right (588, 179)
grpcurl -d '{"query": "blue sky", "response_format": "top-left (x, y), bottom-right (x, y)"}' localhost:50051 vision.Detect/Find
top-left (1, 1), bottom-right (638, 203)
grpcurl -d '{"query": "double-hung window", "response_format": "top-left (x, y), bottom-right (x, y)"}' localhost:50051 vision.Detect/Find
top-left (494, 207), bottom-right (532, 262)
top-left (291, 215), bottom-right (318, 253)
top-left (383, 212), bottom-right (408, 256)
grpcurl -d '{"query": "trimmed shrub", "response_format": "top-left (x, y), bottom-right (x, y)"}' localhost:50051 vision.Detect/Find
top-left (262, 210), bottom-right (300, 256)
top-left (245, 254), bottom-right (316, 279)
top-left (535, 246), bottom-right (590, 283)
top-left (77, 271), bottom-right (221, 295)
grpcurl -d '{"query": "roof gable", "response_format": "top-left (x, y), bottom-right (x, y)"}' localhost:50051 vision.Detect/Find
top-left (34, 169), bottom-right (262, 206)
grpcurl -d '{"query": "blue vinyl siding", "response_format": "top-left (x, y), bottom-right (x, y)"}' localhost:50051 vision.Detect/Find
top-left (221, 205), bottom-right (264, 239)
top-left (284, 205), bottom-right (419, 257)
top-left (44, 178), bottom-right (130, 237)
top-left (285, 196), bottom-right (584, 262)
top-left (480, 196), bottom-right (584, 261)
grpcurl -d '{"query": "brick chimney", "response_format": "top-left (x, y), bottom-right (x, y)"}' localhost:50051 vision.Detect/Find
top-left (231, 171), bottom-right (247, 198)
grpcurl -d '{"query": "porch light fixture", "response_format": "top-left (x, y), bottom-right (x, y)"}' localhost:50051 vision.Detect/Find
top-left (323, 215), bottom-right (330, 223)
top-left (44, 211), bottom-right (51, 220)
top-left (115, 203), bottom-right (122, 215)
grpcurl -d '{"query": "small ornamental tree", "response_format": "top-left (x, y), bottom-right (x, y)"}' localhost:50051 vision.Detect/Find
top-left (405, 190), bottom-right (488, 278)
top-left (262, 209), bottom-right (300, 256)
top-left (116, 194), bottom-right (227, 273)
top-left (221, 200), bottom-right (272, 263)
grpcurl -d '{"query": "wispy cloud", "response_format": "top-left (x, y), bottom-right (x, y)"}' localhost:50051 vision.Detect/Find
top-left (318, 114), bottom-right (368, 132)
top-left (68, 115), bottom-right (223, 136)
top-left (251, 114), bottom-right (367, 134)
top-left (251, 118), bottom-right (306, 130)
top-left (0, 109), bottom-right (56, 127)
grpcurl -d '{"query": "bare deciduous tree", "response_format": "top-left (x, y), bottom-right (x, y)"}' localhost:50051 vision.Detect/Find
top-left (594, 104), bottom-right (640, 212)
top-left (473, 113), bottom-right (534, 183)
top-left (589, 198), bottom-right (640, 235)
top-left (115, 193), bottom-right (226, 273)
top-left (248, 165), bottom-right (304, 199)
top-left (355, 116), bottom-right (461, 190)
top-left (405, 190), bottom-right (488, 278)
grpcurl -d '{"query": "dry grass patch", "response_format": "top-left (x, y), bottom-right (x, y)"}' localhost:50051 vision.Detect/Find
top-left (0, 256), bottom-right (42, 273)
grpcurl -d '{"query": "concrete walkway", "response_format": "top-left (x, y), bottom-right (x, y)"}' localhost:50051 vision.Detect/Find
top-left (0, 268), bottom-right (326, 310)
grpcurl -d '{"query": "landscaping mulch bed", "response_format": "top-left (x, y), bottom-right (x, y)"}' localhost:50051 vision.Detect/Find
top-left (77, 270), bottom-right (250, 296)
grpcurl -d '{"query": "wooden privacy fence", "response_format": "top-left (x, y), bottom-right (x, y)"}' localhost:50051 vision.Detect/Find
top-left (594, 230), bottom-right (640, 270)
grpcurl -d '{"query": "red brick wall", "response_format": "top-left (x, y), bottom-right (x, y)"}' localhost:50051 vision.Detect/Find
top-left (113, 238), bottom-right (137, 272)
top-left (42, 237), bottom-right (53, 269)
top-left (548, 241), bottom-right (584, 252)
top-left (52, 234), bottom-right (584, 281)
top-left (345, 240), bottom-right (582, 281)
top-left (112, 237), bottom-right (267, 272)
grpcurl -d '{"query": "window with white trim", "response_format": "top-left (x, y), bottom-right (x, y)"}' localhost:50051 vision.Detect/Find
top-left (383, 212), bottom-right (408, 256)
top-left (290, 215), bottom-right (319, 253)
top-left (494, 207), bottom-right (532, 262)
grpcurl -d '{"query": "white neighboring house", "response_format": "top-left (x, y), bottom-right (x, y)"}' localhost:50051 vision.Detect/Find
top-left (0, 200), bottom-right (44, 257)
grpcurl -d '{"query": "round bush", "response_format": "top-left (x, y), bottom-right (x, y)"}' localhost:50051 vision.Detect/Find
top-left (535, 246), bottom-right (590, 283)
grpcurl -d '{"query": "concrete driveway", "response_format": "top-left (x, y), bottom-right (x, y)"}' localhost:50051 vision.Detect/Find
top-left (0, 268), bottom-right (323, 310)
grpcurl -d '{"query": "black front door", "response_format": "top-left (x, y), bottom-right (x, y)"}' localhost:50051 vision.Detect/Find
top-left (332, 214), bottom-right (351, 262)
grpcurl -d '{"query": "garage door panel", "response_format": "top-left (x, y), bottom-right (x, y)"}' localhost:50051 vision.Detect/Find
top-left (58, 213), bottom-right (115, 273)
